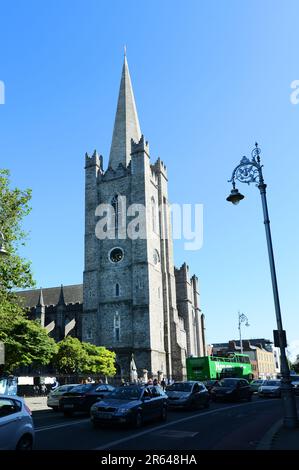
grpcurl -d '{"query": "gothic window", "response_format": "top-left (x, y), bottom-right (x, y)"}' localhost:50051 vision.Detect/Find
top-left (115, 283), bottom-right (120, 297)
top-left (151, 197), bottom-right (157, 232)
top-left (114, 311), bottom-right (120, 342)
top-left (111, 194), bottom-right (121, 235)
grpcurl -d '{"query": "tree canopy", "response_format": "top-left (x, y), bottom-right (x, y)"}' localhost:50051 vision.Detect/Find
top-left (52, 337), bottom-right (116, 377)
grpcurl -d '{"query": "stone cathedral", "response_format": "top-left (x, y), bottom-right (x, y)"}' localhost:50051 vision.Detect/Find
top-left (18, 56), bottom-right (206, 380)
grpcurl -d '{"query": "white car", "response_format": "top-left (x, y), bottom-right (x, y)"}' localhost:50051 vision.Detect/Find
top-left (47, 384), bottom-right (79, 410)
top-left (0, 394), bottom-right (34, 450)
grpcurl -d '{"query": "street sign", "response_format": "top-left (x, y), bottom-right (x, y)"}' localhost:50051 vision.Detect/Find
top-left (273, 329), bottom-right (287, 348)
top-left (0, 342), bottom-right (4, 365)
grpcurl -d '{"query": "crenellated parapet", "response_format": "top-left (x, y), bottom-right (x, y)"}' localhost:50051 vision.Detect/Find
top-left (131, 134), bottom-right (150, 157)
top-left (85, 150), bottom-right (103, 173)
top-left (153, 157), bottom-right (167, 178)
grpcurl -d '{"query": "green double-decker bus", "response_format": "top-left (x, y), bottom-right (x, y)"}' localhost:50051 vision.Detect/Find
top-left (186, 353), bottom-right (253, 381)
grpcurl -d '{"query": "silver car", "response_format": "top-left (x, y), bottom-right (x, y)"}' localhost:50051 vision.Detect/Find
top-left (250, 379), bottom-right (266, 393)
top-left (258, 380), bottom-right (281, 398)
top-left (0, 394), bottom-right (35, 450)
top-left (47, 384), bottom-right (79, 410)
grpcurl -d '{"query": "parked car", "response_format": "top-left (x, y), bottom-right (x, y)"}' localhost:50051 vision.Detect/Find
top-left (47, 384), bottom-right (80, 410)
top-left (90, 385), bottom-right (168, 428)
top-left (0, 394), bottom-right (34, 450)
top-left (165, 381), bottom-right (209, 409)
top-left (249, 379), bottom-right (266, 393)
top-left (211, 378), bottom-right (252, 402)
top-left (60, 383), bottom-right (115, 416)
top-left (203, 380), bottom-right (220, 394)
top-left (258, 380), bottom-right (281, 398)
top-left (291, 376), bottom-right (299, 396)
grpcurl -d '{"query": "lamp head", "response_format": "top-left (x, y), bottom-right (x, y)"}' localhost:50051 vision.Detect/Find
top-left (226, 188), bottom-right (245, 205)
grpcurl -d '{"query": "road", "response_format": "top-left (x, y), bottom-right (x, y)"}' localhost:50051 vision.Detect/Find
top-left (32, 396), bottom-right (292, 450)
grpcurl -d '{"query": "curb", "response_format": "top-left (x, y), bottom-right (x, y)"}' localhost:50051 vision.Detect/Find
top-left (256, 419), bottom-right (283, 450)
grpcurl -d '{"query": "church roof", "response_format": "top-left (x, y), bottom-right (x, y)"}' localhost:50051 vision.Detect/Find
top-left (16, 284), bottom-right (83, 308)
top-left (108, 53), bottom-right (141, 170)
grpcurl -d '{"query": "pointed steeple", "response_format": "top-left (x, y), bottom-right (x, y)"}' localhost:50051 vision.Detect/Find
top-left (58, 284), bottom-right (65, 306)
top-left (37, 287), bottom-right (45, 307)
top-left (109, 54), bottom-right (141, 170)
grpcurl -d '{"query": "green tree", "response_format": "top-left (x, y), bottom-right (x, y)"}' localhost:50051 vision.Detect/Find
top-left (52, 337), bottom-right (89, 374)
top-left (292, 355), bottom-right (299, 374)
top-left (0, 317), bottom-right (57, 373)
top-left (52, 337), bottom-right (116, 377)
top-left (82, 342), bottom-right (116, 377)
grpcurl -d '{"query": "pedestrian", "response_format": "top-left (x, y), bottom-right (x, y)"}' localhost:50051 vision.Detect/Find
top-left (153, 378), bottom-right (158, 386)
top-left (160, 378), bottom-right (166, 390)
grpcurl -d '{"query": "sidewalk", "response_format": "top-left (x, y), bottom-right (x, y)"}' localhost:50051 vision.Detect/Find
top-left (24, 396), bottom-right (49, 412)
top-left (271, 423), bottom-right (299, 450)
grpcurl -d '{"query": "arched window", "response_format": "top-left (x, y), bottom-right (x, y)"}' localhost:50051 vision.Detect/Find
top-left (115, 283), bottom-right (120, 297)
top-left (114, 311), bottom-right (120, 342)
top-left (111, 194), bottom-right (119, 234)
top-left (151, 197), bottom-right (157, 232)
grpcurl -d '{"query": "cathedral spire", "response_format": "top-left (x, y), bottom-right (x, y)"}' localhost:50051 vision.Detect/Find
top-left (58, 284), bottom-right (65, 306)
top-left (108, 54), bottom-right (141, 170)
top-left (37, 287), bottom-right (44, 307)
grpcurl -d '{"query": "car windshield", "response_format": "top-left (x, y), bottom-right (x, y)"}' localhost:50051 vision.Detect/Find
top-left (166, 383), bottom-right (193, 392)
top-left (264, 381), bottom-right (280, 386)
top-left (218, 379), bottom-right (238, 388)
top-left (108, 387), bottom-right (142, 400)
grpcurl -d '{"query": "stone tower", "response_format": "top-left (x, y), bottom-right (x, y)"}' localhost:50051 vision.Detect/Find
top-left (82, 55), bottom-right (205, 379)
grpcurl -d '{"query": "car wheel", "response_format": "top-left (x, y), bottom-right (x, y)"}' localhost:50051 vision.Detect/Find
top-left (160, 406), bottom-right (167, 421)
top-left (16, 434), bottom-right (33, 451)
top-left (135, 411), bottom-right (143, 428)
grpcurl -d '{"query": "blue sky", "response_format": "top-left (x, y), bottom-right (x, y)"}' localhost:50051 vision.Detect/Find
top-left (1, 0), bottom-right (298, 359)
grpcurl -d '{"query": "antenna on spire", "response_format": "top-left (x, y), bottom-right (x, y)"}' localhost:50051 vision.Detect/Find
top-left (124, 44), bottom-right (127, 57)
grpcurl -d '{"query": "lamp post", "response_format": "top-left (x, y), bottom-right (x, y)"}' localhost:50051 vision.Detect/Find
top-left (238, 312), bottom-right (249, 354)
top-left (226, 143), bottom-right (298, 428)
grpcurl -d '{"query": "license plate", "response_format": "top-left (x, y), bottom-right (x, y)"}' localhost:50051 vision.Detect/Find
top-left (64, 404), bottom-right (74, 408)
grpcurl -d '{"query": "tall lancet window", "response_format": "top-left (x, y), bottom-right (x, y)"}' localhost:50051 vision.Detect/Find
top-left (114, 311), bottom-right (120, 342)
top-left (151, 197), bottom-right (157, 233)
top-left (115, 283), bottom-right (120, 297)
top-left (111, 194), bottom-right (119, 235)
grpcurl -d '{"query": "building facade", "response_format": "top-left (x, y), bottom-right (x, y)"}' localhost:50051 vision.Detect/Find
top-left (18, 55), bottom-right (206, 380)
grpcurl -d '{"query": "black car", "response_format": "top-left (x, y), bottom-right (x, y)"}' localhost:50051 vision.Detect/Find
top-left (60, 383), bottom-right (115, 416)
top-left (165, 381), bottom-right (210, 409)
top-left (211, 378), bottom-right (252, 402)
top-left (90, 385), bottom-right (168, 428)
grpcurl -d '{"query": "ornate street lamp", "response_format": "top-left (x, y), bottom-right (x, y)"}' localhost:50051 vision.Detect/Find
top-left (238, 312), bottom-right (249, 354)
top-left (227, 143), bottom-right (298, 429)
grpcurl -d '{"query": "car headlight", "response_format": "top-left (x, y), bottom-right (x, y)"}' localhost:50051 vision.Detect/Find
top-left (118, 408), bottom-right (131, 414)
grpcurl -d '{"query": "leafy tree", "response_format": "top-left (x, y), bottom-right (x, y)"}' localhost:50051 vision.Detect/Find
top-left (52, 337), bottom-right (89, 374)
top-left (53, 337), bottom-right (116, 377)
top-left (0, 318), bottom-right (57, 374)
top-left (82, 342), bottom-right (116, 377)
top-left (0, 169), bottom-right (34, 292)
